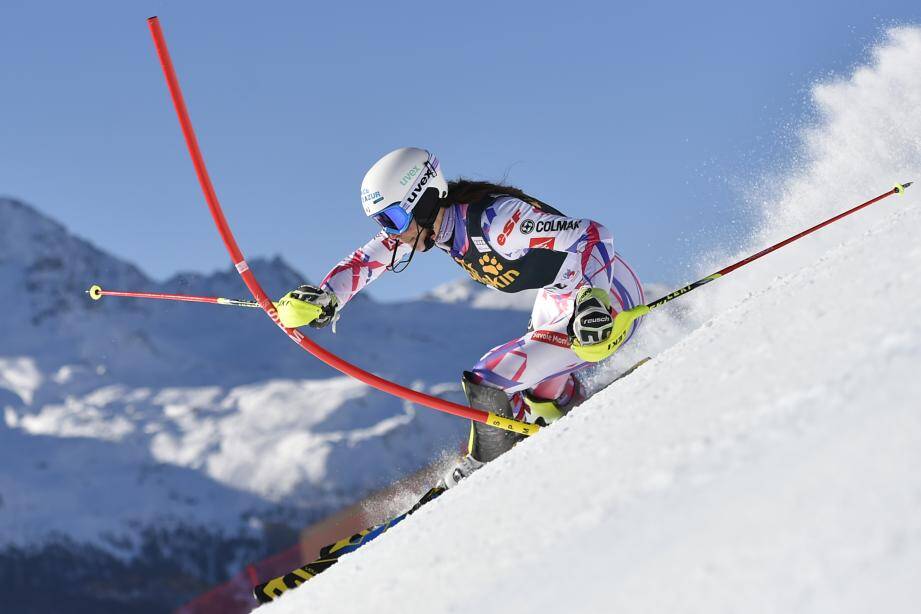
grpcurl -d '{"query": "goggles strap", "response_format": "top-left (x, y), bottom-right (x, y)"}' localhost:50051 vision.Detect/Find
top-left (387, 229), bottom-right (423, 273)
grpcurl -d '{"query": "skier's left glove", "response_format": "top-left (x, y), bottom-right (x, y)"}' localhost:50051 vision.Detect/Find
top-left (276, 285), bottom-right (339, 329)
top-left (569, 287), bottom-right (648, 362)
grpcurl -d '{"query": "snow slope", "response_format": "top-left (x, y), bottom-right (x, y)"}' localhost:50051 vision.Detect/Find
top-left (2, 193), bottom-right (575, 610)
top-left (259, 26), bottom-right (921, 614)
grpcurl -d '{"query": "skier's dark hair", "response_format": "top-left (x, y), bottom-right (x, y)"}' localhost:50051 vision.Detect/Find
top-left (444, 179), bottom-right (554, 210)
top-left (392, 179), bottom-right (555, 274)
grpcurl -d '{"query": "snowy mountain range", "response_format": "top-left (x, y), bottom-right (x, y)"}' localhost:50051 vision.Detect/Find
top-left (0, 196), bottom-right (573, 611)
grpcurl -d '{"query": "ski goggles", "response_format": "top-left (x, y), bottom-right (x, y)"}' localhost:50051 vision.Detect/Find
top-left (372, 203), bottom-right (414, 234)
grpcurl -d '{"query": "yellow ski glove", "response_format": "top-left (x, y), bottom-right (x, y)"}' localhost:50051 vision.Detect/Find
top-left (569, 287), bottom-right (648, 362)
top-left (276, 285), bottom-right (339, 329)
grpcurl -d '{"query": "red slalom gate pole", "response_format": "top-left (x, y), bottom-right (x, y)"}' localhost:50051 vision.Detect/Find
top-left (145, 17), bottom-right (537, 437)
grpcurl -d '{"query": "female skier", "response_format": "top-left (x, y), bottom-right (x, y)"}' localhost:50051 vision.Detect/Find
top-left (277, 147), bottom-right (647, 488)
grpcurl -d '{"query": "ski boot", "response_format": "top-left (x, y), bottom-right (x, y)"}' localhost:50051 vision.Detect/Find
top-left (437, 372), bottom-right (524, 489)
top-left (521, 374), bottom-right (585, 426)
top-left (437, 454), bottom-right (485, 489)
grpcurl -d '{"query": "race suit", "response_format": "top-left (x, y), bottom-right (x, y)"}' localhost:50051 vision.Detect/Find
top-left (320, 195), bottom-right (645, 424)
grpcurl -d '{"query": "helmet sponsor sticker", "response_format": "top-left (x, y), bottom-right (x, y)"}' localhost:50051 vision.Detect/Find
top-left (404, 163), bottom-right (438, 205)
top-left (361, 188), bottom-right (384, 205)
top-left (399, 165), bottom-right (421, 187)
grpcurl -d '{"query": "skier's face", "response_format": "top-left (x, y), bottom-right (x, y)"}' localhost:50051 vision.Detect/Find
top-left (394, 219), bottom-right (433, 251)
top-left (393, 207), bottom-right (444, 252)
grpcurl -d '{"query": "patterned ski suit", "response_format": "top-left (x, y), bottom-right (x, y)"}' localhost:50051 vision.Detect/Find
top-left (320, 195), bottom-right (645, 424)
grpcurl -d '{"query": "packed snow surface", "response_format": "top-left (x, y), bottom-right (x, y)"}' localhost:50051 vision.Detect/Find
top-left (258, 27), bottom-right (921, 614)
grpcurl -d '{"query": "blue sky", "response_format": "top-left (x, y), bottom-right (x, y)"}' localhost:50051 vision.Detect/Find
top-left (2, 0), bottom-right (919, 300)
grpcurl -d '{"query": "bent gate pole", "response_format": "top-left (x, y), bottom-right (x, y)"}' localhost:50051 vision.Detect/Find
top-left (146, 16), bottom-right (911, 436)
top-left (146, 16), bottom-right (537, 437)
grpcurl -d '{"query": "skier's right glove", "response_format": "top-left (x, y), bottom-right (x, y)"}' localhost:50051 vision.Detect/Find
top-left (276, 285), bottom-right (339, 329)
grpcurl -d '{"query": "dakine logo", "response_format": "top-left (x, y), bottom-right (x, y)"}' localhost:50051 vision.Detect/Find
top-left (535, 220), bottom-right (580, 232)
top-left (405, 164), bottom-right (436, 204)
top-left (519, 219), bottom-right (535, 234)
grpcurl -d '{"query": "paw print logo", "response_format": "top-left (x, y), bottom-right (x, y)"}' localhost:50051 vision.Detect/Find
top-left (478, 255), bottom-right (504, 276)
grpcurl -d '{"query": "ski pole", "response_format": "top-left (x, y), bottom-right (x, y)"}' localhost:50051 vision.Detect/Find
top-left (146, 16), bottom-right (537, 437)
top-left (86, 284), bottom-right (263, 308)
top-left (573, 182), bottom-right (911, 358)
top-left (644, 182), bottom-right (912, 312)
top-left (91, 179), bottom-right (909, 315)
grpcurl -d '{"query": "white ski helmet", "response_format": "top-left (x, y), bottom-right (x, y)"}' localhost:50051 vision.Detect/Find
top-left (361, 147), bottom-right (449, 234)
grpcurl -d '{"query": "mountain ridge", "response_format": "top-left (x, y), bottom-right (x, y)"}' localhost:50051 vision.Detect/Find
top-left (0, 194), bottom-right (546, 557)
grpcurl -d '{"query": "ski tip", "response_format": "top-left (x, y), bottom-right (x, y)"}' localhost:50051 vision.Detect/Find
top-left (87, 285), bottom-right (103, 301)
top-left (147, 16), bottom-right (158, 23)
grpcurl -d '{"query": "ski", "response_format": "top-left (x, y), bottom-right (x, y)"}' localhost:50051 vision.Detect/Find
top-left (577, 356), bottom-right (651, 406)
top-left (608, 356), bottom-right (651, 384)
top-left (252, 485), bottom-right (445, 604)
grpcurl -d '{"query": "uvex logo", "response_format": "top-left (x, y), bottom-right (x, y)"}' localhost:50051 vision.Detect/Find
top-left (399, 165), bottom-right (421, 186)
top-left (406, 164), bottom-right (436, 204)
